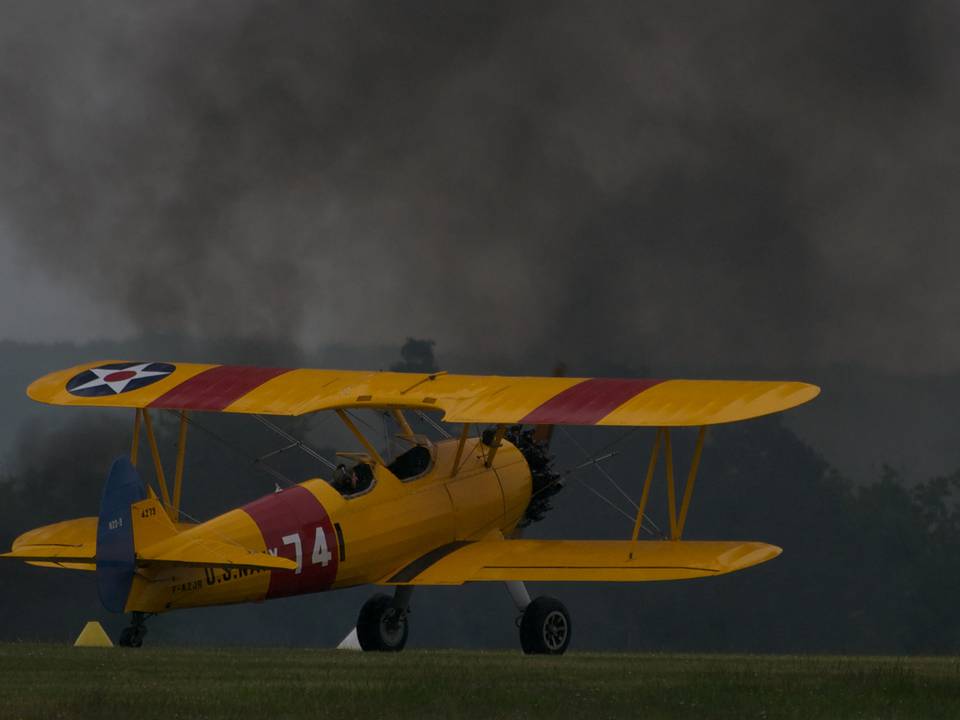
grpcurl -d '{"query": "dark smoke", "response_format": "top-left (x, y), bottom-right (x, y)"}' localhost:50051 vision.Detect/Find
top-left (390, 338), bottom-right (437, 373)
top-left (2, 1), bottom-right (959, 372)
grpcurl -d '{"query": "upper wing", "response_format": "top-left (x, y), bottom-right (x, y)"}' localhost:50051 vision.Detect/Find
top-left (378, 539), bottom-right (781, 585)
top-left (27, 361), bottom-right (819, 427)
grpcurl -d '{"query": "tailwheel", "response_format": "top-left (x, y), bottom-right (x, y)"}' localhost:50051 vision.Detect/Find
top-left (356, 593), bottom-right (409, 652)
top-left (118, 612), bottom-right (148, 648)
top-left (519, 596), bottom-right (571, 655)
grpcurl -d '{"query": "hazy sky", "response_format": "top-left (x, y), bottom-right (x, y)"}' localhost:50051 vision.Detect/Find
top-left (2, 1), bottom-right (959, 373)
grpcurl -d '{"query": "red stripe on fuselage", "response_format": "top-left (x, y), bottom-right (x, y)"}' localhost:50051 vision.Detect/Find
top-left (519, 378), bottom-right (664, 425)
top-left (242, 485), bottom-right (338, 599)
top-left (148, 365), bottom-right (291, 411)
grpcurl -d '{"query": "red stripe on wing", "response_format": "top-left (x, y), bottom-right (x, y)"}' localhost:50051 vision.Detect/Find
top-left (519, 378), bottom-right (664, 425)
top-left (148, 365), bottom-right (291, 411)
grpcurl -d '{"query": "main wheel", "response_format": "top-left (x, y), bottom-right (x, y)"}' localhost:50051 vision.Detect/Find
top-left (519, 596), bottom-right (571, 655)
top-left (118, 625), bottom-right (146, 648)
top-left (356, 593), bottom-right (409, 652)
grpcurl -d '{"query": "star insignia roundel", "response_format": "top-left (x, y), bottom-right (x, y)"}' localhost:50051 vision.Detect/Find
top-left (66, 362), bottom-right (176, 397)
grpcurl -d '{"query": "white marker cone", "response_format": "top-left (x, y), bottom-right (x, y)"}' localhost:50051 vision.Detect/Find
top-left (337, 627), bottom-right (361, 650)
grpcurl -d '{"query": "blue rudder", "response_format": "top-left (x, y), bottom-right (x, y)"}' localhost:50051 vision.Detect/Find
top-left (96, 456), bottom-right (146, 613)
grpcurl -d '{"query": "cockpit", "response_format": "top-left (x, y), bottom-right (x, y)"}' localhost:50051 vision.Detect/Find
top-left (329, 460), bottom-right (375, 496)
top-left (387, 436), bottom-right (433, 480)
top-left (327, 429), bottom-right (435, 498)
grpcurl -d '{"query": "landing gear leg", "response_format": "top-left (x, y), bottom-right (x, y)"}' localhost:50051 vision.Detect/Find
top-left (505, 580), bottom-right (531, 613)
top-left (118, 612), bottom-right (149, 648)
top-left (356, 586), bottom-right (412, 652)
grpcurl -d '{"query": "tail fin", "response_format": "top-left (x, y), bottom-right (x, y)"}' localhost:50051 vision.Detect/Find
top-left (96, 456), bottom-right (146, 613)
top-left (131, 495), bottom-right (178, 549)
top-left (8, 456), bottom-right (294, 588)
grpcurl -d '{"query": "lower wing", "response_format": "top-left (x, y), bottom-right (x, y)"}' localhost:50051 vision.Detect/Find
top-left (380, 540), bottom-right (781, 585)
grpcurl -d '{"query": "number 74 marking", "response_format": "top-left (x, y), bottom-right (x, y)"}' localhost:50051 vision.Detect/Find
top-left (281, 528), bottom-right (333, 574)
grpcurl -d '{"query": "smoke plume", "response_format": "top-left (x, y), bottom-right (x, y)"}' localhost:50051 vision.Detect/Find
top-left (2, 1), bottom-right (959, 372)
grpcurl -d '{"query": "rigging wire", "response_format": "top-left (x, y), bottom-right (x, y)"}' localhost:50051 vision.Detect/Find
top-left (568, 476), bottom-right (639, 525)
top-left (560, 426), bottom-right (639, 510)
top-left (522, 426), bottom-right (662, 537)
top-left (526, 425), bottom-right (638, 503)
top-left (558, 426), bottom-right (663, 536)
top-left (344, 408), bottom-right (380, 434)
top-left (578, 426), bottom-right (640, 469)
top-left (253, 414), bottom-right (337, 471)
top-left (180, 412), bottom-right (295, 487)
top-left (414, 410), bottom-right (453, 439)
top-left (526, 454), bottom-right (643, 530)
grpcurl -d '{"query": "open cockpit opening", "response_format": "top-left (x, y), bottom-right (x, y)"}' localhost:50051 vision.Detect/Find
top-left (387, 440), bottom-right (433, 481)
top-left (327, 410), bottom-right (437, 495)
top-left (329, 459), bottom-right (375, 497)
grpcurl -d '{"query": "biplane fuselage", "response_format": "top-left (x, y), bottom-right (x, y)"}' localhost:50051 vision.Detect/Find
top-left (128, 437), bottom-right (529, 613)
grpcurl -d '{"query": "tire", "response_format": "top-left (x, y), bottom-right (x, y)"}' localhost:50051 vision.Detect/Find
top-left (118, 626), bottom-right (145, 648)
top-left (519, 596), bottom-right (571, 655)
top-left (356, 593), bottom-right (409, 652)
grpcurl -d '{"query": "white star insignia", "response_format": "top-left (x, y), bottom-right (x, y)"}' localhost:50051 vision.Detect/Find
top-left (70, 363), bottom-right (172, 395)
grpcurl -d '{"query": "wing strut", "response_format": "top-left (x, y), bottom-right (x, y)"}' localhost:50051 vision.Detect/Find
top-left (631, 429), bottom-right (662, 541)
top-left (130, 408), bottom-right (190, 523)
top-left (631, 426), bottom-right (707, 541)
top-left (141, 409), bottom-right (172, 513)
top-left (172, 411), bottom-right (188, 522)
top-left (484, 424), bottom-right (507, 467)
top-left (335, 409), bottom-right (385, 465)
top-left (131, 408), bottom-right (142, 465)
top-left (390, 409), bottom-right (414, 437)
top-left (676, 426), bottom-right (706, 539)
top-left (450, 423), bottom-right (471, 477)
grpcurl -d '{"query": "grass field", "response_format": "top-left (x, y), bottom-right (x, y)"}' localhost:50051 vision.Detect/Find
top-left (0, 645), bottom-right (958, 720)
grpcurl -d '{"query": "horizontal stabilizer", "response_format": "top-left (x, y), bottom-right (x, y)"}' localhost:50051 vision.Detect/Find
top-left (2, 516), bottom-right (296, 572)
top-left (0, 517), bottom-right (97, 569)
top-left (137, 536), bottom-right (297, 571)
top-left (1, 545), bottom-right (95, 564)
top-left (131, 491), bottom-right (296, 571)
top-left (0, 545), bottom-right (96, 570)
top-left (380, 540), bottom-right (781, 585)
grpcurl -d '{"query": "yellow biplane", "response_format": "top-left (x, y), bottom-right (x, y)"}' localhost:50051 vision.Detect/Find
top-left (3, 361), bottom-right (818, 653)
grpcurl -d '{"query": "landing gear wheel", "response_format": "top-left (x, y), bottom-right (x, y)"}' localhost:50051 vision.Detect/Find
top-left (118, 613), bottom-right (148, 648)
top-left (519, 596), bottom-right (571, 655)
top-left (357, 593), bottom-right (409, 652)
